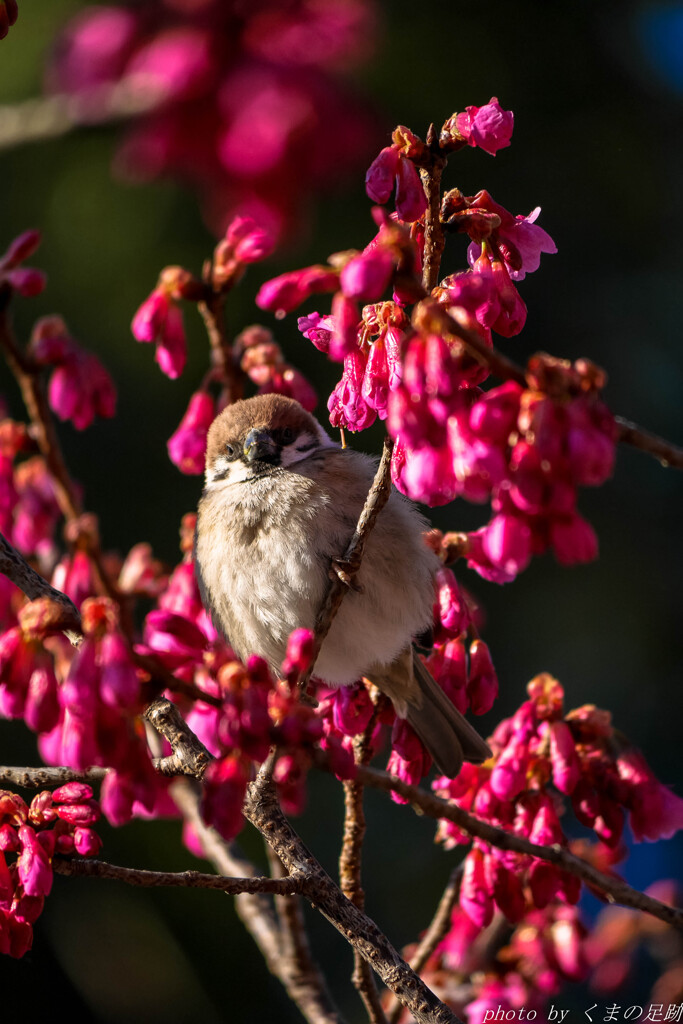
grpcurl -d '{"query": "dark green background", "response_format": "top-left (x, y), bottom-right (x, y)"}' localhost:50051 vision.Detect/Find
top-left (1, 0), bottom-right (682, 1018)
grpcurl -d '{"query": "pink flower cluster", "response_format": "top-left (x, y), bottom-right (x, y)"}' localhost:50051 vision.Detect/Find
top-left (408, 899), bottom-right (587, 1020)
top-left (29, 316), bottom-right (117, 431)
top-left (255, 154), bottom-right (608, 578)
top-left (586, 879), bottom-right (682, 1000)
top-left (168, 391), bottom-right (218, 476)
top-left (0, 783), bottom-right (101, 958)
top-left (434, 673), bottom-right (683, 929)
top-left (36, 599), bottom-right (168, 826)
top-left (393, 356), bottom-right (616, 577)
top-left (365, 126), bottom-right (428, 223)
top-left (47, 0), bottom-right (378, 239)
top-left (427, 566), bottom-right (498, 715)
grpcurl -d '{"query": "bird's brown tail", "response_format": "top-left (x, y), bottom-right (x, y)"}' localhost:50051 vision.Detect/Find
top-left (407, 653), bottom-right (492, 778)
top-left (367, 650), bottom-right (492, 778)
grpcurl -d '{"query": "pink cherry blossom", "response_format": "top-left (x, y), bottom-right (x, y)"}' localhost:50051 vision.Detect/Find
top-left (365, 144), bottom-right (427, 223)
top-left (256, 266), bottom-right (339, 316)
top-left (454, 97), bottom-right (514, 156)
top-left (280, 628), bottom-right (315, 685)
top-left (132, 288), bottom-right (187, 379)
top-left (167, 391), bottom-right (216, 476)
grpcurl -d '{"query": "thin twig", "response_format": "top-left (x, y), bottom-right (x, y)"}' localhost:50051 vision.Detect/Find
top-left (419, 125), bottom-right (448, 294)
top-left (615, 416), bottom-right (683, 469)
top-left (300, 436), bottom-right (395, 701)
top-left (267, 846), bottom-right (341, 1019)
top-left (386, 866), bottom-right (463, 1024)
top-left (339, 709), bottom-right (388, 1024)
top-left (170, 779), bottom-right (346, 1024)
top-left (348, 763), bottom-right (683, 931)
top-left (0, 303), bottom-right (82, 519)
top-left (197, 255), bottom-right (251, 409)
top-left (52, 857), bottom-right (305, 895)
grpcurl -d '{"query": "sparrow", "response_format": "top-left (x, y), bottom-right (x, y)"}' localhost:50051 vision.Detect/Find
top-left (194, 393), bottom-right (491, 777)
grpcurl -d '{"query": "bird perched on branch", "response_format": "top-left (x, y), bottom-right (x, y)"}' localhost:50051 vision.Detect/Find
top-left (194, 394), bottom-right (491, 777)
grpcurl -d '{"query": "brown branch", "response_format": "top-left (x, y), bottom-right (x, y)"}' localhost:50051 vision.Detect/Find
top-left (244, 760), bottom-right (462, 1024)
top-left (198, 259), bottom-right (246, 409)
top-left (143, 710), bottom-right (344, 1024)
top-left (52, 856), bottom-right (304, 895)
top-left (339, 709), bottom-right (388, 1024)
top-left (350, 763), bottom-right (683, 931)
top-left (386, 867), bottom-right (463, 1024)
top-left (419, 125), bottom-right (448, 294)
top-left (300, 435), bottom-right (395, 701)
top-left (135, 650), bottom-right (223, 709)
top-left (0, 532), bottom-right (82, 645)
top-left (0, 765), bottom-right (106, 788)
top-left (170, 779), bottom-right (346, 1024)
top-left (266, 845), bottom-right (342, 1021)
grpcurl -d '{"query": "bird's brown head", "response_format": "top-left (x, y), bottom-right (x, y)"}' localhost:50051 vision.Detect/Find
top-left (204, 394), bottom-right (336, 486)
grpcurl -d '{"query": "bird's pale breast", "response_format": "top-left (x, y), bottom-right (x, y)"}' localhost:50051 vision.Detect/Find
top-left (195, 448), bottom-right (439, 685)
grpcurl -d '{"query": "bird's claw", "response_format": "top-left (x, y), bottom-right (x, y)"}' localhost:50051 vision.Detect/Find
top-left (330, 557), bottom-right (364, 593)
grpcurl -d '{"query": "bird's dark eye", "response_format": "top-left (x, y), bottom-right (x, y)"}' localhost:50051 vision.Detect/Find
top-left (225, 443), bottom-right (236, 459)
top-left (282, 427), bottom-right (294, 444)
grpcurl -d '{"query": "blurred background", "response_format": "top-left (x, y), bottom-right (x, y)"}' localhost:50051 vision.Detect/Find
top-left (1, 0), bottom-right (682, 1018)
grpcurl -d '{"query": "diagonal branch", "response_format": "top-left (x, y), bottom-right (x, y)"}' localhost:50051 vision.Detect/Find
top-left (244, 759), bottom-right (462, 1024)
top-left (171, 779), bottom-right (346, 1024)
top-left (144, 702), bottom-right (461, 1022)
top-left (349, 763), bottom-right (683, 931)
top-left (386, 866), bottom-right (463, 1024)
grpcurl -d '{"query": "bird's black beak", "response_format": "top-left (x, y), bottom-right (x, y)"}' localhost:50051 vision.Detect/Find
top-left (243, 428), bottom-right (279, 465)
